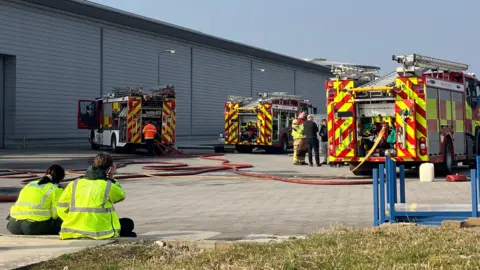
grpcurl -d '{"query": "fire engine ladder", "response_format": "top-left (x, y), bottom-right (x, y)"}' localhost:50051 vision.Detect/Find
top-left (351, 71), bottom-right (398, 98)
top-left (392, 53), bottom-right (469, 77)
top-left (331, 64), bottom-right (379, 81)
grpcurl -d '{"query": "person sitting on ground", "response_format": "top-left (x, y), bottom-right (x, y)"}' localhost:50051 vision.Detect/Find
top-left (57, 152), bottom-right (136, 239)
top-left (7, 164), bottom-right (65, 235)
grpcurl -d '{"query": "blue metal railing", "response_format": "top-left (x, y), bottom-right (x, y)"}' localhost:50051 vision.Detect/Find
top-left (373, 156), bottom-right (480, 226)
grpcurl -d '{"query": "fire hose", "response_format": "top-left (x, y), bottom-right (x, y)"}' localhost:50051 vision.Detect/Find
top-left (0, 131), bottom-right (387, 203)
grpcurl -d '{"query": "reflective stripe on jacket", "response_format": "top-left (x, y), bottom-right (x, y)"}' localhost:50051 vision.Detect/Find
top-left (292, 124), bottom-right (305, 139)
top-left (10, 181), bottom-right (64, 222)
top-left (57, 168), bottom-right (126, 240)
top-left (143, 124), bottom-right (157, 139)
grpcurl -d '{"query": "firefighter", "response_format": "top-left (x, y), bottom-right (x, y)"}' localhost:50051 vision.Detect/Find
top-left (292, 118), bottom-right (307, 165)
top-left (57, 153), bottom-right (136, 239)
top-left (7, 164), bottom-right (65, 235)
top-left (142, 120), bottom-right (157, 156)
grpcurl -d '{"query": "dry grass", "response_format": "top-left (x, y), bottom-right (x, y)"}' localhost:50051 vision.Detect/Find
top-left (31, 226), bottom-right (480, 270)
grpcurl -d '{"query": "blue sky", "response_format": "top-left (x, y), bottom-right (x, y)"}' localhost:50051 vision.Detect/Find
top-left (90, 0), bottom-right (478, 75)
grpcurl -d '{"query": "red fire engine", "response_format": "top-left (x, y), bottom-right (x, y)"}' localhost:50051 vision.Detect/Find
top-left (77, 85), bottom-right (176, 154)
top-left (326, 53), bottom-right (480, 175)
top-left (224, 92), bottom-right (317, 153)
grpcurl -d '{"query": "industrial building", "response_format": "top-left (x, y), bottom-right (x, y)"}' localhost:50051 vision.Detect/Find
top-left (0, 0), bottom-right (332, 148)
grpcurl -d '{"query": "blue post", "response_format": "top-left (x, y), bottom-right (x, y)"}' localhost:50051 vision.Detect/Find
top-left (471, 169), bottom-right (478, 218)
top-left (373, 168), bottom-right (379, 226)
top-left (399, 165), bottom-right (405, 203)
top-left (388, 159), bottom-right (396, 223)
top-left (476, 156), bottom-right (480, 209)
top-left (385, 159), bottom-right (390, 203)
top-left (391, 159), bottom-right (398, 204)
top-left (379, 163), bottom-right (386, 223)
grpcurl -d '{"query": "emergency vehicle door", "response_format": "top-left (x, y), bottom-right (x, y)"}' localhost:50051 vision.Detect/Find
top-left (395, 99), bottom-right (416, 158)
top-left (332, 102), bottom-right (355, 157)
top-left (161, 98), bottom-right (176, 144)
top-left (126, 97), bottom-right (142, 144)
top-left (224, 102), bottom-right (239, 144)
top-left (77, 100), bottom-right (99, 129)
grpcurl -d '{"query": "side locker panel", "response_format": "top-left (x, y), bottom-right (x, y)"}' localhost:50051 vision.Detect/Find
top-left (257, 103), bottom-right (273, 146)
top-left (451, 91), bottom-right (466, 155)
top-left (395, 99), bottom-right (416, 158)
top-left (161, 98), bottom-right (176, 145)
top-left (127, 97), bottom-right (142, 144)
top-left (332, 102), bottom-right (355, 158)
top-left (224, 102), bottom-right (239, 145)
top-left (426, 87), bottom-right (440, 155)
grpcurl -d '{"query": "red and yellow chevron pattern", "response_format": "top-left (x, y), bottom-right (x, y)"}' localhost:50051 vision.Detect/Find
top-left (327, 79), bottom-right (355, 161)
top-left (395, 77), bottom-right (428, 161)
top-left (127, 97), bottom-right (142, 144)
top-left (257, 103), bottom-right (273, 145)
top-left (224, 102), bottom-right (239, 145)
top-left (161, 98), bottom-right (176, 144)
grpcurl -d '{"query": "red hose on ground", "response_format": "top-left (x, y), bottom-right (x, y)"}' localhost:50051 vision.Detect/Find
top-left (0, 144), bottom-right (372, 203)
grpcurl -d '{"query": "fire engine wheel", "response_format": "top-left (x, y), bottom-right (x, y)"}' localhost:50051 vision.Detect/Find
top-left (110, 135), bottom-right (119, 153)
top-left (349, 163), bottom-right (373, 176)
top-left (235, 145), bottom-right (253, 154)
top-left (90, 131), bottom-right (100, 150)
top-left (280, 136), bottom-right (288, 153)
top-left (440, 139), bottom-right (454, 175)
top-left (91, 143), bottom-right (100, 150)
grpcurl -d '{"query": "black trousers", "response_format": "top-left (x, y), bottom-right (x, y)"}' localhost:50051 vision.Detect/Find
top-left (119, 217), bottom-right (136, 237)
top-left (145, 139), bottom-right (154, 156)
top-left (307, 137), bottom-right (320, 165)
top-left (7, 217), bottom-right (62, 235)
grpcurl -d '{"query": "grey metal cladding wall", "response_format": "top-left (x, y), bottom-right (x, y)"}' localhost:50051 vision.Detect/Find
top-left (192, 47), bottom-right (250, 136)
top-left (0, 1), bottom-right (100, 146)
top-left (252, 61), bottom-right (294, 95)
top-left (102, 28), bottom-right (191, 136)
top-left (4, 56), bottom-right (16, 146)
top-left (295, 71), bottom-right (328, 113)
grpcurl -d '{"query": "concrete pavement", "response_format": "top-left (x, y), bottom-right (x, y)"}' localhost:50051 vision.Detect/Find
top-left (0, 148), bottom-right (474, 268)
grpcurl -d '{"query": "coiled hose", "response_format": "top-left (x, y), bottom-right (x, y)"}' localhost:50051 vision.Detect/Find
top-left (0, 135), bottom-right (386, 203)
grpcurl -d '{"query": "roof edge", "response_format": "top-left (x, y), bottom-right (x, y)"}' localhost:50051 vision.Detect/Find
top-left (20, 0), bottom-right (332, 74)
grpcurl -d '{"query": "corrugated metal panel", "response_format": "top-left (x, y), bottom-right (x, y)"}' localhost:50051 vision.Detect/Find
top-left (0, 55), bottom-right (4, 148)
top-left (252, 61), bottom-right (294, 94)
top-left (102, 28), bottom-right (191, 136)
top-left (3, 56), bottom-right (16, 147)
top-left (295, 71), bottom-right (328, 113)
top-left (192, 47), bottom-right (250, 136)
top-left (0, 1), bottom-right (100, 147)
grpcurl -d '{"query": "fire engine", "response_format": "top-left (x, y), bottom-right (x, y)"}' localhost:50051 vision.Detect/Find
top-left (224, 92), bottom-right (317, 153)
top-left (77, 85), bottom-right (176, 153)
top-left (326, 53), bottom-right (480, 175)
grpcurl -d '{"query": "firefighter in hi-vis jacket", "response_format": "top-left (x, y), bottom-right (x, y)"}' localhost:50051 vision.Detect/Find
top-left (292, 118), bottom-right (307, 165)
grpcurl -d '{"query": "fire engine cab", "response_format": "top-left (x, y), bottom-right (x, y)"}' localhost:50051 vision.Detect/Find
top-left (224, 92), bottom-right (317, 153)
top-left (77, 85), bottom-right (176, 153)
top-left (326, 53), bottom-right (480, 175)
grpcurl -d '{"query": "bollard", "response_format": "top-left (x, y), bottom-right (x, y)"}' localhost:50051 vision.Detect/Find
top-left (373, 168), bottom-right (379, 226)
top-left (399, 165), bottom-right (405, 203)
top-left (387, 158), bottom-right (396, 223)
top-left (471, 169), bottom-right (478, 218)
top-left (379, 163), bottom-right (386, 224)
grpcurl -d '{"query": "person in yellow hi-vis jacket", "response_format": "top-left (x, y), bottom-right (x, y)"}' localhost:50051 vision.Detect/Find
top-left (292, 118), bottom-right (307, 165)
top-left (57, 153), bottom-right (136, 239)
top-left (7, 164), bottom-right (65, 235)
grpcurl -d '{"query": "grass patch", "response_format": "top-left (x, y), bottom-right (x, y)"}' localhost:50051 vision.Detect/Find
top-left (31, 226), bottom-right (480, 270)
